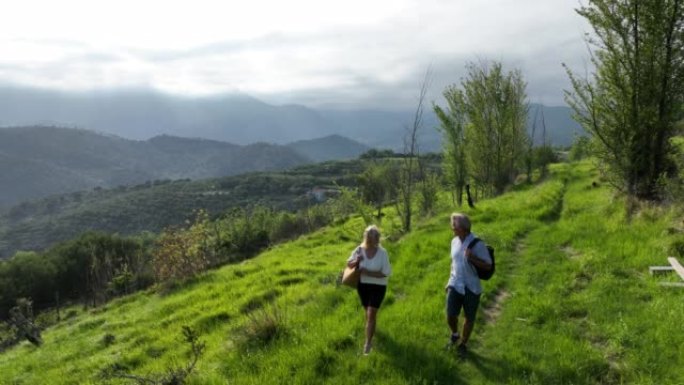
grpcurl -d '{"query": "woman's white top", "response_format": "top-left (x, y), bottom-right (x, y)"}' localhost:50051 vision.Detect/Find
top-left (347, 245), bottom-right (392, 286)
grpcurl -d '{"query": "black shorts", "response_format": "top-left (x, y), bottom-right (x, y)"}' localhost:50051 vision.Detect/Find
top-left (446, 286), bottom-right (481, 321)
top-left (356, 282), bottom-right (387, 309)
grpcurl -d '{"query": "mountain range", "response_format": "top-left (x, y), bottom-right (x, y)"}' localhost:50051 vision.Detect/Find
top-left (0, 86), bottom-right (585, 207)
top-left (0, 126), bottom-right (369, 207)
top-left (0, 86), bottom-right (584, 151)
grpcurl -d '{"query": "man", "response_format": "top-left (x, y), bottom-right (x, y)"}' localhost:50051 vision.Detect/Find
top-left (445, 213), bottom-right (492, 357)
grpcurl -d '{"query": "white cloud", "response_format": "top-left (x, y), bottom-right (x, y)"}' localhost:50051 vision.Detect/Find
top-left (0, 0), bottom-right (592, 107)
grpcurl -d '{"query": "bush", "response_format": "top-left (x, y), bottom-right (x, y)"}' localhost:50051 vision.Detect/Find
top-left (569, 135), bottom-right (591, 161)
top-left (152, 227), bottom-right (209, 284)
top-left (213, 207), bottom-right (271, 261)
top-left (237, 306), bottom-right (286, 351)
top-left (101, 333), bottom-right (116, 347)
top-left (104, 326), bottom-right (205, 385)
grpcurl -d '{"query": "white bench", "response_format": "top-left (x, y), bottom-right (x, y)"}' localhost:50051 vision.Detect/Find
top-left (650, 257), bottom-right (684, 287)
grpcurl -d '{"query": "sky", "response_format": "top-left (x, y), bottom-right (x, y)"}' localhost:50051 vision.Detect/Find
top-left (0, 0), bottom-right (591, 109)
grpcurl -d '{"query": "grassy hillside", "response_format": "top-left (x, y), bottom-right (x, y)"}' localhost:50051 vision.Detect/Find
top-left (1, 161), bottom-right (682, 384)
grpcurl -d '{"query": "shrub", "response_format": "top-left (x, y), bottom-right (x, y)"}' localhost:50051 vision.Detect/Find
top-left (237, 306), bottom-right (286, 351)
top-left (105, 326), bottom-right (205, 385)
top-left (152, 212), bottom-right (211, 284)
top-left (101, 333), bottom-right (116, 347)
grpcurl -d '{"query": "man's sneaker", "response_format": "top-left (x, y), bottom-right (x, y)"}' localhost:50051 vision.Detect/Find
top-left (445, 333), bottom-right (460, 349)
top-left (457, 343), bottom-right (467, 358)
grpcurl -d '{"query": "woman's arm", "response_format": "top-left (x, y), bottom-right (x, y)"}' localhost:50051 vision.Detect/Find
top-left (360, 268), bottom-right (387, 278)
top-left (347, 259), bottom-right (361, 268)
top-left (347, 247), bottom-right (362, 268)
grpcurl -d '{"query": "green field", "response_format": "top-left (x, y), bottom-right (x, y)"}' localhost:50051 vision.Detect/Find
top-left (1, 161), bottom-right (683, 385)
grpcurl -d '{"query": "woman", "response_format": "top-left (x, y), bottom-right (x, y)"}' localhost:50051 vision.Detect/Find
top-left (347, 225), bottom-right (392, 355)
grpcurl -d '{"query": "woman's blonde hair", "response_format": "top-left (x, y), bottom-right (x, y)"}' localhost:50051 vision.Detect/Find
top-left (361, 225), bottom-right (381, 248)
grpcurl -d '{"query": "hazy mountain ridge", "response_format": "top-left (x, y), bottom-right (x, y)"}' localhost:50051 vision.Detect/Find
top-left (0, 87), bottom-right (583, 153)
top-left (0, 126), bottom-right (312, 207)
top-left (0, 87), bottom-right (335, 144)
top-left (286, 134), bottom-right (370, 162)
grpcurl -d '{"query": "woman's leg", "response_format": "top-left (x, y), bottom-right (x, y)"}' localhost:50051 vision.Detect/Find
top-left (364, 306), bottom-right (378, 353)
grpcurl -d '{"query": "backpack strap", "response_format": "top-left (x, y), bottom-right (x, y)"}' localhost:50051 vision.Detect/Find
top-left (465, 237), bottom-right (481, 273)
top-left (468, 238), bottom-right (481, 251)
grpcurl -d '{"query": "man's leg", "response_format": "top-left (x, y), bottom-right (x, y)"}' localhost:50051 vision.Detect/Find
top-left (447, 314), bottom-right (459, 335)
top-left (446, 288), bottom-right (464, 346)
top-left (461, 317), bottom-right (474, 345)
top-left (458, 289), bottom-right (481, 356)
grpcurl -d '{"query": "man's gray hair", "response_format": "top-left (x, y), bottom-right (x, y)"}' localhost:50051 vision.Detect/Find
top-left (450, 213), bottom-right (471, 232)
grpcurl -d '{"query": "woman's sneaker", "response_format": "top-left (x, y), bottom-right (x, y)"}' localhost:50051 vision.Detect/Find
top-left (363, 343), bottom-right (372, 355)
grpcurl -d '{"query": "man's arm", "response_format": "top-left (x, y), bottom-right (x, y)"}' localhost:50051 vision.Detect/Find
top-left (465, 247), bottom-right (492, 271)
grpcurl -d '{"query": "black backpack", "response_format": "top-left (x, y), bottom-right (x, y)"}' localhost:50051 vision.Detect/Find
top-left (467, 238), bottom-right (495, 280)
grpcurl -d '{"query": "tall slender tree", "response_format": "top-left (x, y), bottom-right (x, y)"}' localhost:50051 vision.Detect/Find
top-left (565, 0), bottom-right (684, 201)
top-left (396, 69), bottom-right (431, 232)
top-left (434, 86), bottom-right (467, 206)
top-left (435, 61), bottom-right (529, 197)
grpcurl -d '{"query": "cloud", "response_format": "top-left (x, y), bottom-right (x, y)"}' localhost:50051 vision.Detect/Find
top-left (0, 0), bottom-right (592, 108)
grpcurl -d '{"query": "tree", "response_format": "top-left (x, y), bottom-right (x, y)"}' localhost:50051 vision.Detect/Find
top-left (417, 164), bottom-right (440, 216)
top-left (213, 207), bottom-right (271, 261)
top-left (525, 106), bottom-right (540, 183)
top-left (534, 107), bottom-right (555, 178)
top-left (152, 212), bottom-right (212, 284)
top-left (564, 0), bottom-right (684, 201)
top-left (661, 135), bottom-right (684, 200)
top-left (336, 186), bottom-right (375, 226)
top-left (569, 135), bottom-right (593, 161)
top-left (434, 85), bottom-right (468, 205)
top-left (358, 162), bottom-right (396, 219)
top-left (435, 61), bottom-right (529, 197)
top-left (396, 69), bottom-right (431, 232)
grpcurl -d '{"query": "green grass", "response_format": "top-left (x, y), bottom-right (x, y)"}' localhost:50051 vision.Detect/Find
top-left (1, 161), bottom-right (683, 384)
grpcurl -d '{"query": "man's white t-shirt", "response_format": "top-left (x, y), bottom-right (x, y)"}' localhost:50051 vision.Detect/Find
top-left (447, 233), bottom-right (491, 295)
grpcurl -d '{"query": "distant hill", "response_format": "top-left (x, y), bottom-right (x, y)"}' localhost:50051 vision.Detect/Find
top-left (0, 159), bottom-right (368, 258)
top-left (286, 135), bottom-right (370, 162)
top-left (0, 86), bottom-right (584, 153)
top-left (316, 108), bottom-right (442, 152)
top-left (0, 126), bottom-right (311, 207)
top-left (0, 87), bottom-right (333, 144)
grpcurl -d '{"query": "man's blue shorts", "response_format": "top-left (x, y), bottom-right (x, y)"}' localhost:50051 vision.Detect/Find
top-left (446, 286), bottom-right (481, 321)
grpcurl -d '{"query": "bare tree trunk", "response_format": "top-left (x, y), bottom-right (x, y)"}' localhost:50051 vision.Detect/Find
top-left (527, 106), bottom-right (539, 182)
top-left (55, 291), bottom-right (61, 322)
top-left (397, 68), bottom-right (431, 232)
top-left (466, 184), bottom-right (475, 208)
top-left (540, 107), bottom-right (549, 178)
